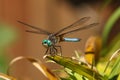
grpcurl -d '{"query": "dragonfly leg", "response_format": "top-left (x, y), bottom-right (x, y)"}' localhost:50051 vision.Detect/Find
top-left (55, 45), bottom-right (62, 56)
top-left (45, 48), bottom-right (49, 55)
top-left (49, 47), bottom-right (56, 56)
top-left (49, 46), bottom-right (61, 56)
top-left (49, 47), bottom-right (52, 55)
top-left (53, 46), bottom-right (58, 55)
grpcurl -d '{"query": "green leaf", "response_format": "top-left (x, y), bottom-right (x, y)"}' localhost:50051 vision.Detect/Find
top-left (102, 7), bottom-right (120, 48)
top-left (46, 56), bottom-right (106, 80)
top-left (118, 74), bottom-right (120, 80)
top-left (65, 68), bottom-right (85, 80)
top-left (109, 74), bottom-right (119, 80)
top-left (0, 24), bottom-right (17, 47)
top-left (0, 23), bottom-right (17, 73)
top-left (101, 7), bottom-right (120, 56)
top-left (102, 33), bottom-right (120, 57)
top-left (108, 34), bottom-right (120, 56)
top-left (108, 56), bottom-right (120, 79)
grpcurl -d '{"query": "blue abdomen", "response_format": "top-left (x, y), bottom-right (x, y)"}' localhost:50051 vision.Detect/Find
top-left (63, 38), bottom-right (80, 42)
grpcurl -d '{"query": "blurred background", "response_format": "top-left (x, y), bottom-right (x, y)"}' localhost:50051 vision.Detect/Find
top-left (0, 0), bottom-right (119, 80)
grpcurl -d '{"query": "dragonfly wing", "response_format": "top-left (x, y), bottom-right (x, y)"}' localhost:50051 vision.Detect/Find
top-left (54, 17), bottom-right (90, 36)
top-left (58, 23), bottom-right (99, 36)
top-left (18, 21), bottom-right (51, 35)
top-left (25, 30), bottom-right (50, 35)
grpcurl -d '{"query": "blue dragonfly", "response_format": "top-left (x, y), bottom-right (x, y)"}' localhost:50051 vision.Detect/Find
top-left (18, 17), bottom-right (98, 56)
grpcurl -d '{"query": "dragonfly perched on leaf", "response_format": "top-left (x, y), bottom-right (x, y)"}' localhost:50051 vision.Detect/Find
top-left (18, 17), bottom-right (98, 56)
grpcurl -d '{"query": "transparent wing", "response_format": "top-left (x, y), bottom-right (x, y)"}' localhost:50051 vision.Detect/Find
top-left (54, 17), bottom-right (90, 35)
top-left (18, 21), bottom-right (51, 35)
top-left (25, 30), bottom-right (50, 35)
top-left (58, 23), bottom-right (99, 36)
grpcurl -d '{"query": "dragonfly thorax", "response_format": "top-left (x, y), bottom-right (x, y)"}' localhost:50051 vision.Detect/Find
top-left (42, 39), bottom-right (52, 47)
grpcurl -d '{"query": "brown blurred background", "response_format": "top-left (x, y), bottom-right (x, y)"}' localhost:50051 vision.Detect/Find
top-left (0, 0), bottom-right (119, 80)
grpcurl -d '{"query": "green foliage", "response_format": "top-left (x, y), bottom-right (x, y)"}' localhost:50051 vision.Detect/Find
top-left (0, 25), bottom-right (17, 48)
top-left (0, 23), bottom-right (17, 73)
top-left (47, 56), bottom-right (106, 80)
top-left (100, 7), bottom-right (120, 59)
top-left (107, 34), bottom-right (120, 56)
top-left (102, 7), bottom-right (120, 48)
top-left (108, 56), bottom-right (120, 79)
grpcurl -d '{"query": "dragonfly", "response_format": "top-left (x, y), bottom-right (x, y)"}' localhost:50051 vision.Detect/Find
top-left (18, 17), bottom-right (98, 56)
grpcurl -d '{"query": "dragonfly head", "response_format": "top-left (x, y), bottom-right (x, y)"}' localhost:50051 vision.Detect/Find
top-left (42, 39), bottom-right (52, 47)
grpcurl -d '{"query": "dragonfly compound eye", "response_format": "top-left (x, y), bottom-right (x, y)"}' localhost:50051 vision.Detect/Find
top-left (42, 39), bottom-right (52, 47)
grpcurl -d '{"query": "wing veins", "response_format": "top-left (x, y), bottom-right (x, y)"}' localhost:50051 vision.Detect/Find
top-left (59, 23), bottom-right (99, 36)
top-left (26, 30), bottom-right (49, 35)
top-left (18, 21), bottom-right (51, 35)
top-left (54, 17), bottom-right (90, 35)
